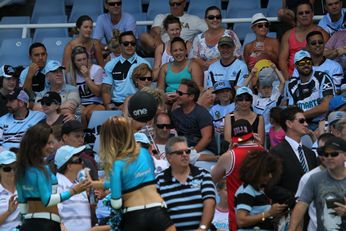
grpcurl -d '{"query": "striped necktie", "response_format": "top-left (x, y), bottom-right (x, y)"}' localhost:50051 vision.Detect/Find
top-left (298, 145), bottom-right (308, 173)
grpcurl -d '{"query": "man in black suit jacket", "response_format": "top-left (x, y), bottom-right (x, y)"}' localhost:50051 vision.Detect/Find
top-left (268, 106), bottom-right (319, 207)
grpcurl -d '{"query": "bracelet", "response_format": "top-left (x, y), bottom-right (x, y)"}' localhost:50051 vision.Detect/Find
top-left (261, 212), bottom-right (266, 222)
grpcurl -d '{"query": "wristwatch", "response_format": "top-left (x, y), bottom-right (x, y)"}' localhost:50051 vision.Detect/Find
top-left (199, 224), bottom-right (207, 230)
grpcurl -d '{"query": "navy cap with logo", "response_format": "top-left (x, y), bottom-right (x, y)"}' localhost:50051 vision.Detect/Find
top-left (322, 137), bottom-right (346, 152)
top-left (38, 91), bottom-right (62, 105)
top-left (6, 88), bottom-right (29, 103)
top-left (0, 65), bottom-right (16, 78)
top-left (232, 119), bottom-right (254, 143)
top-left (128, 91), bottom-right (157, 123)
top-left (62, 120), bottom-right (83, 135)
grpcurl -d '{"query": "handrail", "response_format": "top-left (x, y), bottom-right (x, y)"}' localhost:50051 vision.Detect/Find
top-left (0, 15), bottom-right (324, 39)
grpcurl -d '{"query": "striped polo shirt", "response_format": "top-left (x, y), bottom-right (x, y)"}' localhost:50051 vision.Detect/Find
top-left (156, 165), bottom-right (216, 231)
top-left (235, 184), bottom-right (274, 231)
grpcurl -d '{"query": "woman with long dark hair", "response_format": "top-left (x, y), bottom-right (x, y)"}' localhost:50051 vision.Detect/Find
top-left (15, 123), bottom-right (91, 231)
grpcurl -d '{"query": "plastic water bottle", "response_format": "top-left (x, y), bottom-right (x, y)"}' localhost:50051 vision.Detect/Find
top-left (77, 168), bottom-right (90, 182)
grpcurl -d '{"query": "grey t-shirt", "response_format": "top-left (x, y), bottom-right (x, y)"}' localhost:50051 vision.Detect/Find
top-left (299, 170), bottom-right (346, 231)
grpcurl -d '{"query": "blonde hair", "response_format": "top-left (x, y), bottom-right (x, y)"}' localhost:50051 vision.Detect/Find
top-left (108, 29), bottom-right (121, 52)
top-left (99, 116), bottom-right (139, 177)
top-left (141, 87), bottom-right (166, 107)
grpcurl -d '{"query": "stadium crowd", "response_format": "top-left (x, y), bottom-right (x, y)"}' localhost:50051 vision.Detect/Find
top-left (0, 0), bottom-right (346, 230)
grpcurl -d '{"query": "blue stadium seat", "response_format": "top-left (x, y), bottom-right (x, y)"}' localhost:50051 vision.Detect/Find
top-left (123, 0), bottom-right (143, 14)
top-left (227, 8), bottom-right (267, 19)
top-left (267, 0), bottom-right (282, 17)
top-left (42, 37), bottom-right (71, 62)
top-left (233, 22), bottom-right (252, 41)
top-left (133, 12), bottom-right (147, 38)
top-left (69, 0), bottom-right (103, 23)
top-left (33, 15), bottom-right (69, 42)
top-left (227, 0), bottom-right (261, 11)
top-left (31, 0), bottom-right (65, 23)
top-left (147, 0), bottom-right (170, 20)
top-left (0, 38), bottom-right (32, 67)
top-left (188, 0), bottom-right (221, 14)
top-left (0, 16), bottom-right (31, 45)
top-left (88, 110), bottom-right (123, 130)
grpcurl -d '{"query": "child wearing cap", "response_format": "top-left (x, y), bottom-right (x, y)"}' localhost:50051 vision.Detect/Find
top-left (244, 62), bottom-right (285, 136)
top-left (209, 80), bottom-right (235, 133)
top-left (0, 65), bottom-right (20, 117)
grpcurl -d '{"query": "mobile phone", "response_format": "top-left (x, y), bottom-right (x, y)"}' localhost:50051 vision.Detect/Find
top-left (326, 197), bottom-right (344, 209)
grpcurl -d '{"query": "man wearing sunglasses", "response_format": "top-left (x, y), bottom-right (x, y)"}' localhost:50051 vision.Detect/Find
top-left (267, 107), bottom-right (318, 213)
top-left (290, 136), bottom-right (346, 231)
top-left (54, 145), bottom-right (92, 231)
top-left (292, 31), bottom-right (343, 93)
top-left (156, 136), bottom-right (216, 231)
top-left (318, 0), bottom-right (346, 36)
top-left (102, 31), bottom-right (150, 110)
top-left (286, 50), bottom-right (335, 131)
top-left (0, 88), bottom-right (45, 150)
top-left (140, 0), bottom-right (207, 55)
top-left (93, 0), bottom-right (136, 48)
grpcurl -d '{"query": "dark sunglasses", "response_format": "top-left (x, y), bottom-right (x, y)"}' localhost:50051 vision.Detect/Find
top-left (309, 40), bottom-right (324, 46)
top-left (256, 23), bottom-right (269, 28)
top-left (296, 59), bottom-right (312, 67)
top-left (156, 124), bottom-right (173, 129)
top-left (320, 151), bottom-right (340, 158)
top-left (138, 77), bottom-right (153, 81)
top-left (296, 118), bottom-right (307, 124)
top-left (41, 101), bottom-right (58, 106)
top-left (298, 11), bottom-right (311, 16)
top-left (236, 95), bottom-right (252, 101)
top-left (69, 157), bottom-right (83, 165)
top-left (122, 41), bottom-right (136, 47)
top-left (2, 166), bottom-right (15, 172)
top-left (176, 90), bottom-right (190, 96)
top-left (206, 15), bottom-right (222, 20)
top-left (108, 1), bottom-right (121, 6)
top-left (169, 149), bottom-right (191, 155)
top-left (169, 1), bottom-right (183, 7)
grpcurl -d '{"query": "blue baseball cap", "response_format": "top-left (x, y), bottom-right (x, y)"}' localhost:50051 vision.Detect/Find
top-left (134, 132), bottom-right (150, 144)
top-left (54, 145), bottom-right (85, 169)
top-left (236, 86), bottom-right (253, 97)
top-left (329, 93), bottom-right (346, 111)
top-left (213, 81), bottom-right (232, 93)
top-left (44, 60), bottom-right (65, 75)
top-left (294, 50), bottom-right (311, 63)
top-left (0, 150), bottom-right (16, 165)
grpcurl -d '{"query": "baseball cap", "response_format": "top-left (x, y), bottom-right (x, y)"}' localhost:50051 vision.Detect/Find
top-left (328, 93), bottom-right (346, 111)
top-left (38, 91), bottom-right (62, 105)
top-left (294, 50), bottom-right (311, 63)
top-left (327, 111), bottom-right (346, 125)
top-left (236, 86), bottom-right (253, 97)
top-left (218, 36), bottom-right (234, 47)
top-left (322, 137), bottom-right (346, 152)
top-left (134, 132), bottom-right (150, 144)
top-left (61, 120), bottom-right (83, 135)
top-left (0, 65), bottom-right (16, 78)
top-left (251, 13), bottom-right (268, 26)
top-left (6, 88), bottom-right (29, 103)
top-left (54, 145), bottom-right (86, 169)
top-left (258, 67), bottom-right (277, 87)
top-left (0, 150), bottom-right (16, 165)
top-left (44, 60), bottom-right (65, 75)
top-left (232, 119), bottom-right (254, 143)
top-left (213, 81), bottom-right (232, 93)
top-left (128, 91), bottom-right (158, 123)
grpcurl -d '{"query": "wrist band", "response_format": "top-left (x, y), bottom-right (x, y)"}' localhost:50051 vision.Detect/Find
top-left (261, 212), bottom-right (265, 222)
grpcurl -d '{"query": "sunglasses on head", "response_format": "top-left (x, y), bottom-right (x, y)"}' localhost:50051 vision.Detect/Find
top-left (121, 41), bottom-right (136, 47)
top-left (169, 149), bottom-right (191, 155)
top-left (298, 11), bottom-right (311, 16)
top-left (296, 59), bottom-right (312, 67)
top-left (2, 166), bottom-right (15, 172)
top-left (256, 23), bottom-right (269, 28)
top-left (169, 1), bottom-right (183, 7)
top-left (69, 157), bottom-right (83, 165)
top-left (176, 90), bottom-right (190, 96)
top-left (309, 40), bottom-right (324, 46)
top-left (138, 77), bottom-right (153, 81)
top-left (108, 1), bottom-right (121, 6)
top-left (156, 124), bottom-right (173, 129)
top-left (206, 15), bottom-right (222, 20)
